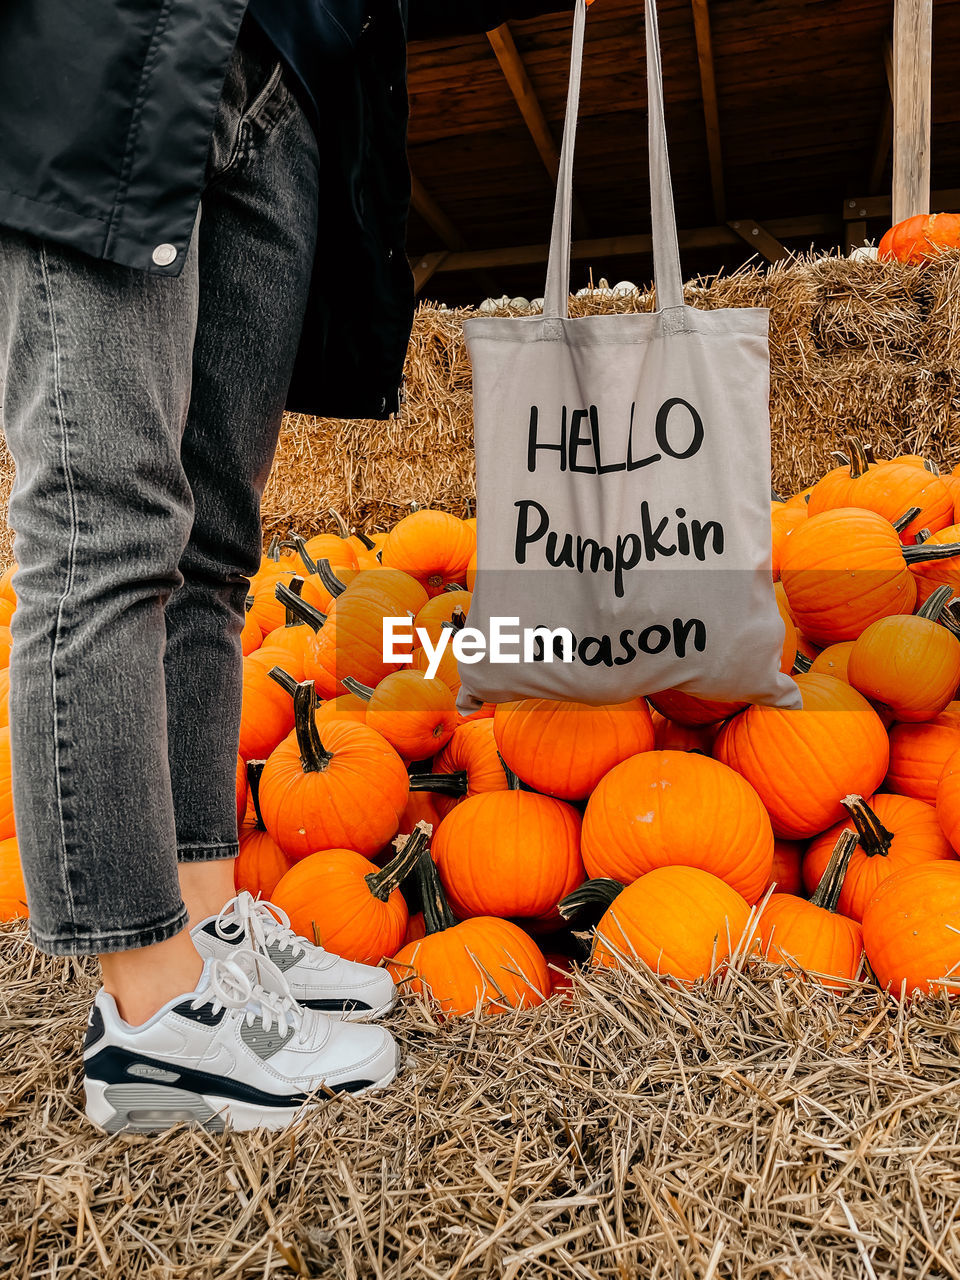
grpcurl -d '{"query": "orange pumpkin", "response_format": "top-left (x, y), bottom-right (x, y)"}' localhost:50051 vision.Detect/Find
top-left (779, 508), bottom-right (940, 645)
top-left (807, 439), bottom-right (953, 545)
top-left (771, 503), bottom-right (808, 581)
top-left (752, 831), bottom-right (863, 987)
top-left (885, 702), bottom-right (960, 802)
top-left (381, 510), bottom-right (476, 596)
top-left (783, 484), bottom-right (815, 509)
top-left (809, 641), bottom-right (855, 683)
top-left (235, 761), bottom-right (295, 900)
top-left (240, 610), bottom-right (263, 656)
top-left (397, 791), bottom-right (442, 838)
top-left (279, 581), bottom-right (415, 700)
top-left (567, 867), bottom-right (750, 982)
top-left (432, 786), bottom-right (583, 923)
top-left (411, 639), bottom-right (462, 693)
top-left (0, 727), bottom-right (15, 841)
top-left (272, 826), bottom-right (429, 964)
top-left (493, 697), bottom-right (655, 801)
top-left (649, 709), bottom-right (717, 753)
top-left (846, 585), bottom-right (960, 721)
top-left (388, 849), bottom-right (551, 1017)
top-left (909, 524), bottom-right (960, 601)
top-left (313, 691), bottom-right (369, 727)
top-left (863, 861), bottom-right (960, 996)
top-left (878, 212), bottom-right (960, 264)
top-left (412, 591), bottom-right (472, 647)
top-left (0, 836), bottom-right (27, 920)
top-left (259, 677), bottom-right (409, 859)
top-left (343, 670), bottom-right (457, 761)
top-left (803, 793), bottom-right (955, 921)
top-left (647, 688), bottom-right (746, 727)
top-left (766, 839), bottom-right (804, 896)
top-left (425, 718), bottom-right (510, 817)
top-left (581, 750), bottom-right (773, 903)
top-left (713, 674), bottom-right (889, 839)
top-left (935, 746), bottom-right (960, 855)
top-left (238, 653), bottom-right (297, 761)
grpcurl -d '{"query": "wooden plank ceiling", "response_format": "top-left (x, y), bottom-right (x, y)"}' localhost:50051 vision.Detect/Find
top-left (405, 0), bottom-right (960, 305)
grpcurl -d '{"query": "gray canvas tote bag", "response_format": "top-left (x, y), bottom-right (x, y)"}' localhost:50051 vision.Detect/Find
top-left (457, 0), bottom-right (801, 714)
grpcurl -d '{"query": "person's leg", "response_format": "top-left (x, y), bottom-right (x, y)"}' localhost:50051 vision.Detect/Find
top-left (162, 21), bottom-right (320, 925)
top-left (0, 224), bottom-right (204, 1020)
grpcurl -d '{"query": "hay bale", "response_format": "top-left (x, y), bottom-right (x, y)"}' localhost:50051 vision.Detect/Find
top-left (260, 250), bottom-right (960, 539)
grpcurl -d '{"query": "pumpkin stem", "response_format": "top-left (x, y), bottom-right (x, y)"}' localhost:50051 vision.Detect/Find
top-left (892, 506), bottom-right (922, 534)
top-left (244, 594), bottom-right (254, 614)
top-left (915, 528), bottom-right (932, 544)
top-left (558, 878), bottom-right (625, 923)
top-left (793, 651), bottom-right (813, 673)
top-left (355, 530), bottom-right (377, 551)
top-left (287, 679), bottom-right (333, 773)
top-left (327, 508), bottom-right (350, 538)
top-left (274, 580), bottom-right (327, 632)
top-left (809, 830), bottom-right (858, 912)
top-left (840, 794), bottom-right (893, 858)
top-left (246, 760), bottom-right (267, 832)
top-left (407, 769), bottom-right (469, 797)
top-left (342, 675), bottom-right (375, 702)
top-left (903, 539), bottom-right (960, 565)
top-left (923, 458), bottom-right (941, 475)
top-left (829, 450), bottom-right (850, 468)
top-left (916, 584), bottom-right (956, 622)
top-left (844, 437), bottom-right (870, 479)
top-left (266, 533), bottom-right (283, 562)
top-left (771, 487), bottom-right (784, 503)
top-left (316, 558), bottom-right (348, 598)
top-left (280, 575), bottom-right (305, 628)
top-left (365, 822), bottom-right (431, 902)
top-left (415, 843), bottom-right (459, 934)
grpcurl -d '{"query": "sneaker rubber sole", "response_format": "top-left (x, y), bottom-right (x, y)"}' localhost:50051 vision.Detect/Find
top-left (84, 1064), bottom-right (399, 1134)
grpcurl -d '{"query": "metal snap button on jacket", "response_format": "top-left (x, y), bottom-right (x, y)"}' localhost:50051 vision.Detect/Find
top-left (152, 244), bottom-right (178, 267)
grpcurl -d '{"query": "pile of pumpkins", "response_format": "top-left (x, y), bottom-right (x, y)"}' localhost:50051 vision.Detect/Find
top-left (7, 434), bottom-right (960, 1017)
top-left (225, 445), bottom-right (960, 1017)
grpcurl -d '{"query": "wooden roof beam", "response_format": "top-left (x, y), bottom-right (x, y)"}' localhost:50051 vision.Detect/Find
top-left (410, 172), bottom-right (467, 251)
top-left (421, 214), bottom-right (837, 274)
top-left (690, 0), bottom-right (726, 223)
top-left (409, 171), bottom-right (501, 296)
top-left (487, 23), bottom-right (591, 237)
top-left (842, 188), bottom-right (960, 220)
top-left (727, 219), bottom-right (787, 263)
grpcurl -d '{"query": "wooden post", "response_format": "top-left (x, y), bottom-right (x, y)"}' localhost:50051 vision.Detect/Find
top-left (892, 0), bottom-right (933, 224)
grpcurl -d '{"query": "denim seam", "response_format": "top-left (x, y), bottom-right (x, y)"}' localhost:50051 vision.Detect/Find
top-left (29, 905), bottom-right (189, 956)
top-left (37, 243), bottom-right (80, 930)
top-left (178, 842), bottom-right (239, 864)
top-left (177, 839), bottom-right (238, 851)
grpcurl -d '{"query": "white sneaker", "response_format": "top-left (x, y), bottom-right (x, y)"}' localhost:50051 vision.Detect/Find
top-left (83, 949), bottom-right (399, 1134)
top-left (192, 892), bottom-right (396, 1021)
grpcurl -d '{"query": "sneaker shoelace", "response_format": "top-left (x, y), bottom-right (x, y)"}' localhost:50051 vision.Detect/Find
top-left (195, 949), bottom-right (304, 1037)
top-left (214, 891), bottom-right (310, 961)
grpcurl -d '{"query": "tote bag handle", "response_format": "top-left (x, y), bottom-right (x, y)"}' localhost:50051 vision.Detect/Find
top-left (543, 0), bottom-right (684, 320)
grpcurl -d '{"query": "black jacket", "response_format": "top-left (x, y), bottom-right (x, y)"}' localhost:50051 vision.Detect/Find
top-left (0, 1), bottom-right (569, 419)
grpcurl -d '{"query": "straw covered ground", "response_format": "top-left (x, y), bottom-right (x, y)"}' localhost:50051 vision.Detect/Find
top-left (3, 920), bottom-right (960, 1279)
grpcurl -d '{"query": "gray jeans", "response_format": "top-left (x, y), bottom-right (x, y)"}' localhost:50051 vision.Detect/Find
top-left (0, 22), bottom-right (319, 955)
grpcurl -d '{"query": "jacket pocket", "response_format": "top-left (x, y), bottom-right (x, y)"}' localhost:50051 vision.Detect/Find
top-left (207, 55), bottom-right (285, 182)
